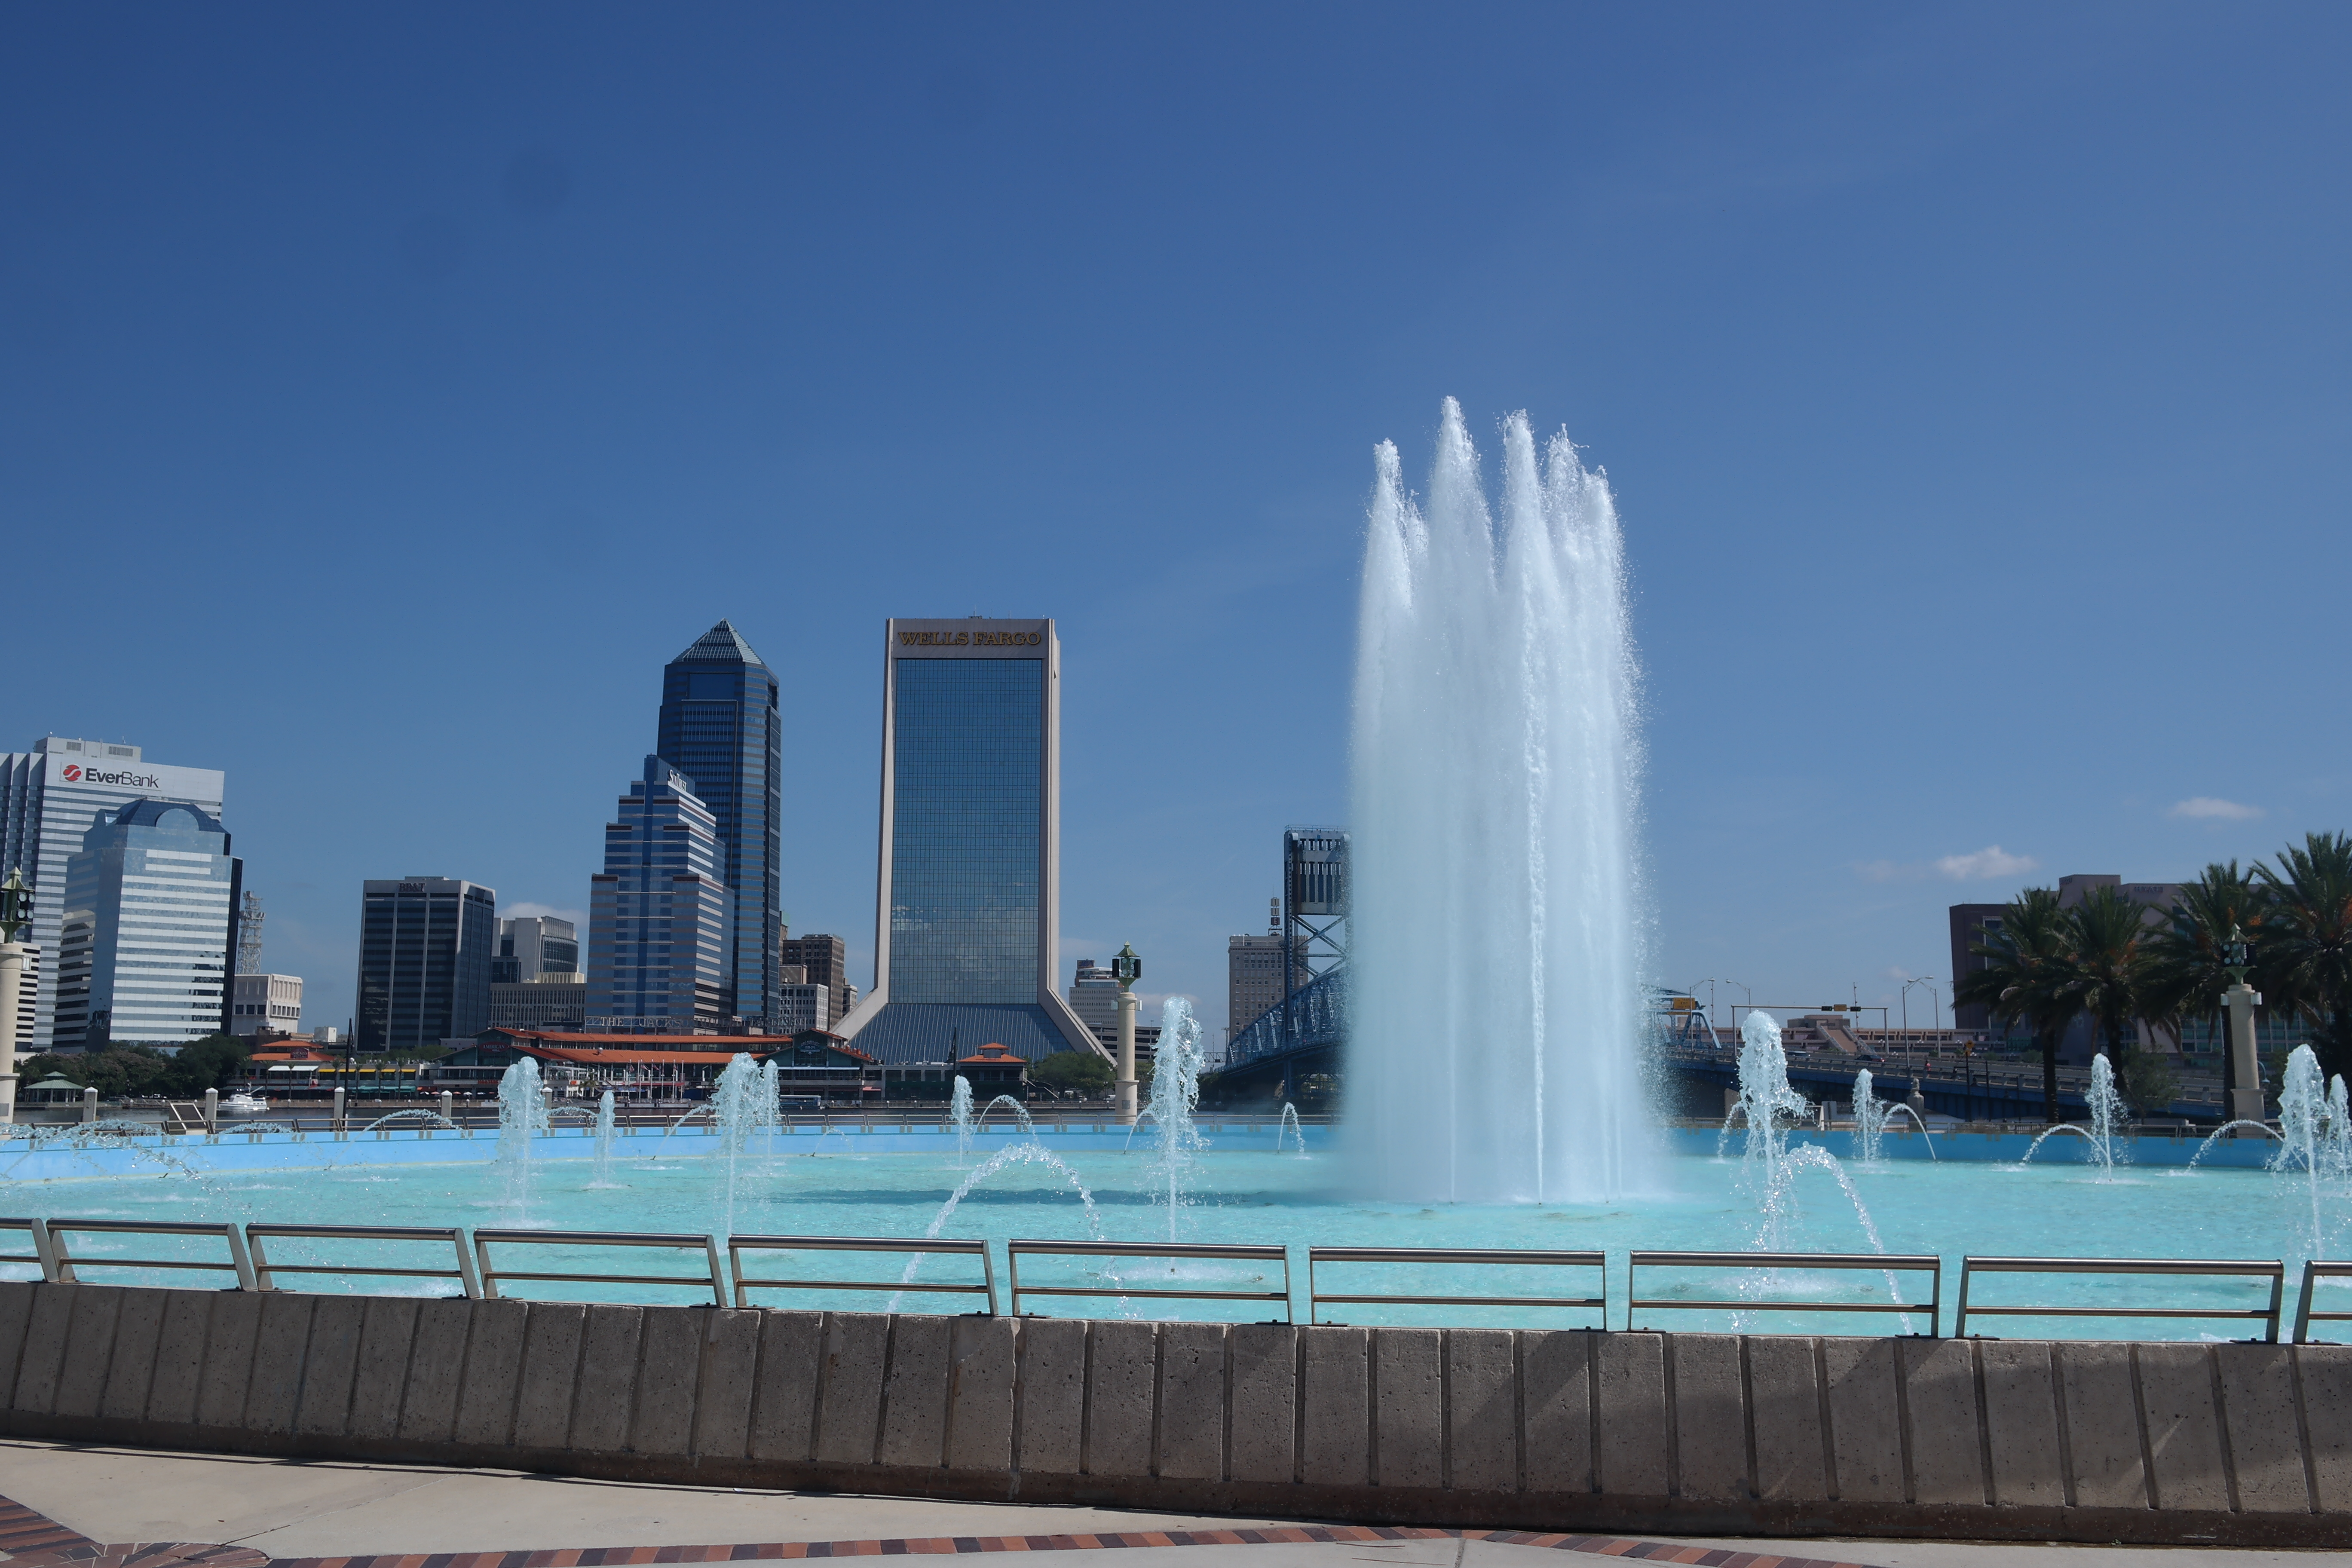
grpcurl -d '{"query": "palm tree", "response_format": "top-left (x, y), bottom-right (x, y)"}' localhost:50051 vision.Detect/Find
top-left (2058, 885), bottom-right (2156, 1064)
top-left (2256, 831), bottom-right (2352, 1084)
top-left (1954, 888), bottom-right (2076, 1122)
top-left (2141, 862), bottom-right (2269, 1106)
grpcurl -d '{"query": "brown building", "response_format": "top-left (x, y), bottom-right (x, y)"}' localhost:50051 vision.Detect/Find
top-left (781, 931), bottom-right (851, 1028)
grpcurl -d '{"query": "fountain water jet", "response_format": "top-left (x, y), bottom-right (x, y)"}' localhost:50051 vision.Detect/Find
top-left (1350, 400), bottom-right (1648, 1204)
top-left (496, 1059), bottom-right (549, 1219)
top-left (949, 1076), bottom-right (975, 1164)
top-left (591, 1090), bottom-right (620, 1188)
top-left (1277, 1102), bottom-right (1306, 1157)
top-left (1145, 998), bottom-right (1209, 1238)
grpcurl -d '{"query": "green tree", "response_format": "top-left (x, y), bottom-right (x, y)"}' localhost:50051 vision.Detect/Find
top-left (1954, 888), bottom-right (2076, 1122)
top-left (2141, 861), bottom-right (2269, 1104)
top-left (1031, 1050), bottom-right (1113, 1098)
top-left (162, 1032), bottom-right (252, 1095)
top-left (2055, 885), bottom-right (2156, 1079)
top-left (2255, 830), bottom-right (2352, 1084)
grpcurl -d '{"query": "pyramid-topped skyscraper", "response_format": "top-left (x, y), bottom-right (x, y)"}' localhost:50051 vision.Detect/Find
top-left (653, 619), bottom-right (781, 1029)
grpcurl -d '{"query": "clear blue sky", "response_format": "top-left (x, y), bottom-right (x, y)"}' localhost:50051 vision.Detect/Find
top-left (6, 3), bottom-right (2346, 1039)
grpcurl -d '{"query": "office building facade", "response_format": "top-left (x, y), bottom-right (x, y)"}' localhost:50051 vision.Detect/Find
top-left (781, 931), bottom-right (850, 1028)
top-left (831, 618), bottom-right (1100, 1063)
top-left (657, 622), bottom-right (782, 1028)
top-left (586, 756), bottom-right (732, 1033)
top-left (1227, 928), bottom-right (1292, 1045)
top-left (0, 737), bottom-right (227, 1051)
top-left (489, 975), bottom-right (588, 1032)
top-left (52, 800), bottom-right (241, 1049)
top-left (355, 876), bottom-right (497, 1053)
top-left (775, 970), bottom-right (830, 1035)
top-left (230, 973), bottom-right (304, 1038)
top-left (493, 916), bottom-right (580, 982)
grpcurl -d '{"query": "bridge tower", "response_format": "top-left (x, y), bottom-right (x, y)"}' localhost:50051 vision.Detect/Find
top-left (1281, 827), bottom-right (1349, 1099)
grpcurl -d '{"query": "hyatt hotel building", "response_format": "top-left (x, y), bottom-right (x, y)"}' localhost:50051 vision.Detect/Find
top-left (830, 619), bottom-right (1103, 1063)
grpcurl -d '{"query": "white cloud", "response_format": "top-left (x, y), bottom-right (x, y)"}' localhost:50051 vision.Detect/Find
top-left (508, 901), bottom-right (588, 926)
top-left (1934, 846), bottom-right (2039, 882)
top-left (2170, 796), bottom-right (2263, 822)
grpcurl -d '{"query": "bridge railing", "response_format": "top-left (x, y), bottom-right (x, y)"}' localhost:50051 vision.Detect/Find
top-left (1225, 968), bottom-right (1347, 1071)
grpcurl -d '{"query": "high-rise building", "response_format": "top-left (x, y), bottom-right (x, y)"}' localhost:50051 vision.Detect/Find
top-left (493, 916), bottom-right (580, 983)
top-left (657, 622), bottom-right (782, 1028)
top-left (355, 876), bottom-right (497, 1053)
top-left (781, 931), bottom-right (850, 1028)
top-left (488, 974), bottom-right (588, 1031)
top-left (831, 617), bottom-right (1101, 1063)
top-left (230, 973), bottom-right (304, 1038)
top-left (1066, 958), bottom-right (1161, 1060)
top-left (775, 966), bottom-right (830, 1034)
top-left (1227, 926), bottom-right (1291, 1045)
top-left (52, 800), bottom-right (241, 1050)
top-left (0, 737), bottom-right (227, 1051)
top-left (586, 756), bottom-right (732, 1033)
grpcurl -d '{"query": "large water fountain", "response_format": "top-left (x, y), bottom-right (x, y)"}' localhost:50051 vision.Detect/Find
top-left (5, 404), bottom-right (2350, 1338)
top-left (1350, 400), bottom-right (1649, 1204)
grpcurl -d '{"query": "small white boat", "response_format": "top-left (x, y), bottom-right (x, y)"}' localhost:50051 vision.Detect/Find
top-left (221, 1091), bottom-right (270, 1114)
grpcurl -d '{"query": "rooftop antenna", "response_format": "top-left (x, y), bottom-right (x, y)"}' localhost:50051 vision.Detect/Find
top-left (238, 891), bottom-right (265, 974)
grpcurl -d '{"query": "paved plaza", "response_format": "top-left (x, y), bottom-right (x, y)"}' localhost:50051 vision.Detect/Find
top-left (1, 1441), bottom-right (2346, 1568)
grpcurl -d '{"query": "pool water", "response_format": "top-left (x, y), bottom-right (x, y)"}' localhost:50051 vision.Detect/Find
top-left (9, 1132), bottom-right (2348, 1340)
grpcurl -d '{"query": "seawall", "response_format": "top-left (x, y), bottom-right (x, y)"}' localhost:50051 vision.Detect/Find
top-left (2, 1280), bottom-right (2345, 1547)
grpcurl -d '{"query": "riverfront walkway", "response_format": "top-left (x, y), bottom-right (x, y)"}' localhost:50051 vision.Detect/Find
top-left (0, 1440), bottom-right (2341, 1568)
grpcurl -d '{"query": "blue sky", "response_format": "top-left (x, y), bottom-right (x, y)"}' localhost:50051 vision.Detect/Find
top-left (5, 3), bottom-right (2346, 1039)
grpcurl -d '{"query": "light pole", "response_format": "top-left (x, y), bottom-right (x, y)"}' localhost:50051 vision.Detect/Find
top-left (1112, 944), bottom-right (1141, 1126)
top-left (1900, 976), bottom-right (1941, 1039)
top-left (0, 868), bottom-right (26, 1124)
top-left (2223, 926), bottom-right (2263, 1123)
top-left (1697, 978), bottom-right (1750, 1041)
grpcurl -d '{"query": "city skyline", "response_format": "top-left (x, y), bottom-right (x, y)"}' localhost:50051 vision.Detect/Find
top-left (6, 7), bottom-right (2346, 1041)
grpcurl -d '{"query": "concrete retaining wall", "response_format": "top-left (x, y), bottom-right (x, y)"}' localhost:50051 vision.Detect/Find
top-left (2, 1280), bottom-right (2345, 1546)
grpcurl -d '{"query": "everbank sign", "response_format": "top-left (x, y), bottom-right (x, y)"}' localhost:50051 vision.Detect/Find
top-left (59, 763), bottom-right (164, 789)
top-left (49, 754), bottom-right (224, 801)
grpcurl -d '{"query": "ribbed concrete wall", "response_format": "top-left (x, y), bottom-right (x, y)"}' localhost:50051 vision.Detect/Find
top-left (2, 1281), bottom-right (2346, 1546)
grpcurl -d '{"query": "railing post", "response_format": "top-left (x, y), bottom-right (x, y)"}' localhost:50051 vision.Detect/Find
top-left (332, 1086), bottom-right (347, 1137)
top-left (203, 1087), bottom-right (218, 1136)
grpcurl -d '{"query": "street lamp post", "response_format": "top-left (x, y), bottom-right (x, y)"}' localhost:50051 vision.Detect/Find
top-left (1112, 944), bottom-right (1141, 1126)
top-left (2223, 926), bottom-right (2264, 1124)
top-left (0, 868), bottom-right (28, 1125)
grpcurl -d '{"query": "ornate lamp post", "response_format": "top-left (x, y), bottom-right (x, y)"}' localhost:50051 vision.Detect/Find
top-left (0, 868), bottom-right (30, 1124)
top-left (1111, 944), bottom-right (1140, 1126)
top-left (2223, 925), bottom-right (2264, 1124)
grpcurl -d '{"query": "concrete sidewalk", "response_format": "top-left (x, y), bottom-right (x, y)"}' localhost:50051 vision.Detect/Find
top-left (2, 1440), bottom-right (2346, 1568)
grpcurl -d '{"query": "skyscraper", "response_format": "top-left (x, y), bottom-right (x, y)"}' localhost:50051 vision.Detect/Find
top-left (657, 622), bottom-right (781, 1028)
top-left (831, 618), bottom-right (1100, 1063)
top-left (493, 916), bottom-right (580, 982)
top-left (780, 931), bottom-right (849, 1027)
top-left (0, 737), bottom-right (226, 1051)
top-left (355, 877), bottom-right (497, 1052)
top-left (585, 756), bottom-right (732, 1033)
top-left (52, 800), bottom-right (240, 1049)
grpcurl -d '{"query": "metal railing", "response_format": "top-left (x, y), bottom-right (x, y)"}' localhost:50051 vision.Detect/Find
top-left (1956, 1256), bottom-right (2285, 1342)
top-left (1629, 1250), bottom-right (1942, 1333)
top-left (2294, 1260), bottom-right (2352, 1344)
top-left (1307, 1246), bottom-right (1604, 1325)
top-left (0, 1217), bottom-right (58, 1279)
top-left (248, 1223), bottom-right (481, 1298)
top-left (472, 1229), bottom-right (726, 1305)
top-left (1007, 1240), bottom-right (1290, 1320)
top-left (729, 1234), bottom-right (996, 1313)
top-left (44, 1219), bottom-right (257, 1291)
top-left (3, 1213), bottom-right (2344, 1344)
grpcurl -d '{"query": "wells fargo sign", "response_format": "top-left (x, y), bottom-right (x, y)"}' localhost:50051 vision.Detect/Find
top-left (897, 629), bottom-right (1041, 647)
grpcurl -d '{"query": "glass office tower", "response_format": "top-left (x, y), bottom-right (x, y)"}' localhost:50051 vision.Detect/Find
top-left (51, 800), bottom-right (240, 1049)
top-left (656, 622), bottom-right (781, 1029)
top-left (585, 756), bottom-right (732, 1032)
top-left (832, 618), bottom-right (1101, 1063)
top-left (354, 876), bottom-right (497, 1052)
